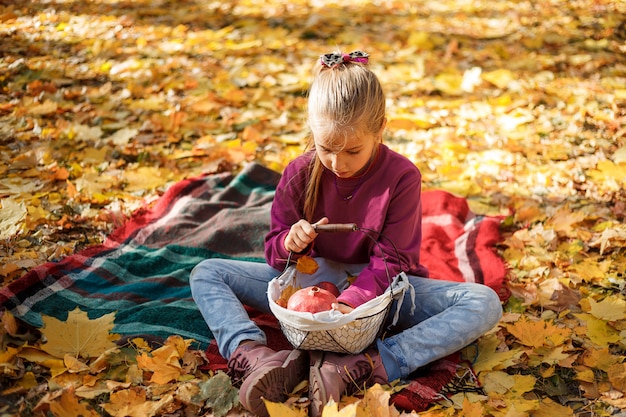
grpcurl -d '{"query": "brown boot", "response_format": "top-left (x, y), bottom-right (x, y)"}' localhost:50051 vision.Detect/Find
top-left (309, 349), bottom-right (388, 417)
top-left (228, 341), bottom-right (307, 417)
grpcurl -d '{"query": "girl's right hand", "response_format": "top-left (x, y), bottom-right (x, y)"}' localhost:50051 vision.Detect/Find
top-left (284, 217), bottom-right (329, 253)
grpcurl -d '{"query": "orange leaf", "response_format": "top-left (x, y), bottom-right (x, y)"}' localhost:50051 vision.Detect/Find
top-left (136, 344), bottom-right (182, 384)
top-left (296, 256), bottom-right (319, 275)
top-left (49, 387), bottom-right (99, 417)
top-left (53, 167), bottom-right (70, 181)
top-left (505, 316), bottom-right (570, 348)
top-left (66, 179), bottom-right (79, 199)
top-left (101, 387), bottom-right (174, 417)
top-left (276, 283), bottom-right (300, 307)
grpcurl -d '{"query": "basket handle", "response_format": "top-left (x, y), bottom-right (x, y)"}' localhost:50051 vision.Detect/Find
top-left (314, 223), bottom-right (405, 294)
top-left (313, 223), bottom-right (358, 232)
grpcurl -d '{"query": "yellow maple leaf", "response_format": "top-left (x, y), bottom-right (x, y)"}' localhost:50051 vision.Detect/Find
top-left (472, 333), bottom-right (521, 373)
top-left (296, 255), bottom-right (319, 274)
top-left (505, 316), bottom-right (570, 348)
top-left (480, 371), bottom-right (535, 397)
top-left (40, 308), bottom-right (120, 359)
top-left (361, 384), bottom-right (400, 417)
top-left (585, 295), bottom-right (626, 321)
top-left (574, 313), bottom-right (621, 346)
top-left (264, 399), bottom-right (307, 417)
top-left (321, 400), bottom-right (359, 416)
top-left (49, 387), bottom-right (99, 417)
top-left (461, 396), bottom-right (485, 417)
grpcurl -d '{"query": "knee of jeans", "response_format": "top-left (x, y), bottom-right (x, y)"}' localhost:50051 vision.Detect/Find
top-left (476, 285), bottom-right (503, 325)
top-left (189, 259), bottom-right (220, 288)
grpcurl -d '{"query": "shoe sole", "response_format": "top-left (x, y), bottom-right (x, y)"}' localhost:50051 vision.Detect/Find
top-left (309, 352), bottom-right (328, 417)
top-left (240, 349), bottom-right (307, 417)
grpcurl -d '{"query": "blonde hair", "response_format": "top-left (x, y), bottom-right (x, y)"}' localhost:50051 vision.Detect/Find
top-left (302, 54), bottom-right (386, 221)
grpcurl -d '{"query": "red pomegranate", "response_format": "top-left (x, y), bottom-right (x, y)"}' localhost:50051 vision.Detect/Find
top-left (316, 281), bottom-right (341, 297)
top-left (287, 286), bottom-right (338, 313)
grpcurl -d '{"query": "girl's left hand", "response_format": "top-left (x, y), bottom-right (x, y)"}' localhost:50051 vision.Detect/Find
top-left (332, 302), bottom-right (354, 314)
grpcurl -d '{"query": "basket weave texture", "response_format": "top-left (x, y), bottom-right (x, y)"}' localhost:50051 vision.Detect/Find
top-left (277, 305), bottom-right (390, 353)
top-left (268, 266), bottom-right (408, 354)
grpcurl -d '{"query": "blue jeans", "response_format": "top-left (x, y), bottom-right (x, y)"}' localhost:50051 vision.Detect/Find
top-left (190, 257), bottom-right (502, 381)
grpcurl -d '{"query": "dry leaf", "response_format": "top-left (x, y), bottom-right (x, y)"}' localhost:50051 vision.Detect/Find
top-left (505, 316), bottom-right (570, 348)
top-left (136, 344), bottom-right (182, 385)
top-left (49, 387), bottom-right (99, 417)
top-left (102, 387), bottom-right (174, 417)
top-left (296, 255), bottom-right (319, 274)
top-left (40, 308), bottom-right (119, 359)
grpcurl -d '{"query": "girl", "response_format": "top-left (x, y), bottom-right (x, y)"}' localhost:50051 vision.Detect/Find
top-left (190, 51), bottom-right (503, 417)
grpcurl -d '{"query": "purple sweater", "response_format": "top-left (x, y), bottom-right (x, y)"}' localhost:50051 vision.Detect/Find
top-left (265, 144), bottom-right (429, 308)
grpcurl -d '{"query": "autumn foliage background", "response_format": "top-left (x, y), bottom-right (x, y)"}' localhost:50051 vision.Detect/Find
top-left (1, 0), bottom-right (625, 416)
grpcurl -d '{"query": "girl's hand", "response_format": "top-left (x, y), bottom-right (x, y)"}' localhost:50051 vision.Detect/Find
top-left (284, 217), bottom-right (329, 253)
top-left (332, 302), bottom-right (354, 314)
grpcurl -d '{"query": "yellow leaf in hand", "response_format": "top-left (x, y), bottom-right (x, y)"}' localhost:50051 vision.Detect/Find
top-left (296, 255), bottom-right (319, 274)
top-left (41, 308), bottom-right (119, 359)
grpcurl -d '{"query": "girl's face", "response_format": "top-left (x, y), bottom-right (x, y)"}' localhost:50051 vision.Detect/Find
top-left (313, 129), bottom-right (380, 178)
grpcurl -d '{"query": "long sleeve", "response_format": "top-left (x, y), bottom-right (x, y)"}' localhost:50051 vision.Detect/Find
top-left (264, 152), bottom-right (313, 270)
top-left (264, 145), bottom-right (428, 307)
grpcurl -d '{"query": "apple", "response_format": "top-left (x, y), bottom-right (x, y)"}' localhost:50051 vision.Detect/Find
top-left (316, 281), bottom-right (341, 297)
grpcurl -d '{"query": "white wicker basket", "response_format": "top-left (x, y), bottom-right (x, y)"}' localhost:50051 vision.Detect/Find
top-left (268, 265), bottom-right (410, 354)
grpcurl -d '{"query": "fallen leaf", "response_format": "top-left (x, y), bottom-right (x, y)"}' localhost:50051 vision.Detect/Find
top-left (505, 316), bottom-right (571, 348)
top-left (101, 387), bottom-right (173, 417)
top-left (0, 198), bottom-right (27, 239)
top-left (40, 308), bottom-right (119, 359)
top-left (265, 399), bottom-right (307, 417)
top-left (49, 387), bottom-right (99, 417)
top-left (585, 296), bottom-right (626, 321)
top-left (195, 371), bottom-right (240, 417)
top-left (136, 344), bottom-right (182, 385)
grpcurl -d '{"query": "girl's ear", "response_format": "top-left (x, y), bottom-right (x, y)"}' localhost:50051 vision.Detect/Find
top-left (378, 118), bottom-right (387, 140)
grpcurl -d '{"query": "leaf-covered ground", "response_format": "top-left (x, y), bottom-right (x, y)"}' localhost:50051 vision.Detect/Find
top-left (1, 0), bottom-right (625, 416)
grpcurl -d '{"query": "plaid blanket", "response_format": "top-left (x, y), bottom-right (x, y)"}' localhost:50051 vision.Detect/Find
top-left (0, 162), bottom-right (508, 411)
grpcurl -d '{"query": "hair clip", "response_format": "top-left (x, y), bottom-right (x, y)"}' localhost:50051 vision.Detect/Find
top-left (320, 51), bottom-right (369, 68)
